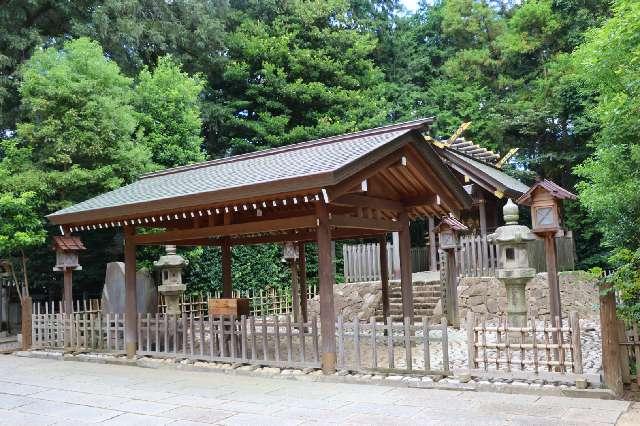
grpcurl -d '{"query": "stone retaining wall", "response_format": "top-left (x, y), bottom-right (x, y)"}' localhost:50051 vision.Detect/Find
top-left (307, 281), bottom-right (381, 321)
top-left (457, 271), bottom-right (599, 320)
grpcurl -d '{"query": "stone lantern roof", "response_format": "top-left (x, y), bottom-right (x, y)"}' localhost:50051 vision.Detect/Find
top-left (489, 199), bottom-right (536, 244)
top-left (153, 245), bottom-right (188, 269)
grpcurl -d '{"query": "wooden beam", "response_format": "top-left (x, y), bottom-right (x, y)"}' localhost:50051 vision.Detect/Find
top-left (124, 226), bottom-right (137, 358)
top-left (133, 215), bottom-right (317, 245)
top-left (327, 151), bottom-right (405, 201)
top-left (428, 215), bottom-right (437, 272)
top-left (316, 202), bottom-right (336, 374)
top-left (332, 194), bottom-right (403, 211)
top-left (140, 228), bottom-right (388, 247)
top-left (398, 211), bottom-right (413, 322)
top-left (402, 194), bottom-right (439, 208)
top-left (329, 214), bottom-right (401, 231)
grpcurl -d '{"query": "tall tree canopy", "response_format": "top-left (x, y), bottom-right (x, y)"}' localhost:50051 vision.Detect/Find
top-left (214, 0), bottom-right (391, 155)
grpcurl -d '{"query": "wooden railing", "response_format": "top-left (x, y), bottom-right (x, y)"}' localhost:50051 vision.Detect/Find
top-left (29, 310), bottom-right (450, 375)
top-left (337, 316), bottom-right (450, 375)
top-left (458, 234), bottom-right (498, 277)
top-left (137, 314), bottom-right (320, 368)
top-left (466, 311), bottom-right (583, 378)
top-left (32, 298), bottom-right (102, 315)
top-left (31, 312), bottom-right (126, 353)
top-left (342, 243), bottom-right (431, 283)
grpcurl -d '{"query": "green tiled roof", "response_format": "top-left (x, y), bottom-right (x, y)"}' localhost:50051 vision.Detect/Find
top-left (48, 118), bottom-right (434, 222)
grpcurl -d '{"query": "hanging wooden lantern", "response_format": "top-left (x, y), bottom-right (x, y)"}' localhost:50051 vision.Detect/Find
top-left (516, 179), bottom-right (576, 234)
top-left (434, 215), bottom-right (468, 250)
top-left (282, 241), bottom-right (299, 261)
top-left (52, 236), bottom-right (86, 271)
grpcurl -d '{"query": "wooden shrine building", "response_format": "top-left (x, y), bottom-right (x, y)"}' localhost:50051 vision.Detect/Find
top-left (47, 118), bottom-right (471, 373)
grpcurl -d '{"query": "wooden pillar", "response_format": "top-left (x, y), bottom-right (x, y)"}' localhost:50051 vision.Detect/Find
top-left (379, 235), bottom-right (390, 322)
top-left (398, 210), bottom-right (413, 322)
top-left (445, 249), bottom-right (459, 328)
top-left (428, 216), bottom-right (437, 272)
top-left (124, 226), bottom-right (137, 358)
top-left (392, 232), bottom-right (401, 279)
top-left (599, 281), bottom-right (623, 396)
top-left (298, 243), bottom-right (308, 323)
top-left (291, 258), bottom-right (300, 324)
top-left (316, 202), bottom-right (336, 373)
top-left (221, 240), bottom-right (232, 298)
top-left (63, 269), bottom-right (73, 314)
top-left (478, 198), bottom-right (488, 238)
top-left (20, 295), bottom-right (32, 350)
top-left (544, 234), bottom-right (561, 322)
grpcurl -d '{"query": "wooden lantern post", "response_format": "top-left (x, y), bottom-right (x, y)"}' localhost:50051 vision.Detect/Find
top-left (282, 242), bottom-right (301, 324)
top-left (52, 236), bottom-right (86, 314)
top-left (435, 216), bottom-right (468, 328)
top-left (517, 180), bottom-right (576, 325)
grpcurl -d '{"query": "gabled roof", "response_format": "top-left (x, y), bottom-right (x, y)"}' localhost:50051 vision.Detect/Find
top-left (516, 179), bottom-right (576, 205)
top-left (439, 149), bottom-right (529, 198)
top-left (52, 236), bottom-right (86, 252)
top-left (48, 118), bottom-right (471, 226)
top-left (434, 215), bottom-right (469, 233)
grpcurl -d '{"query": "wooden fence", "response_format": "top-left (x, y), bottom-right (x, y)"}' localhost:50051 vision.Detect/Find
top-left (137, 314), bottom-right (320, 369)
top-left (466, 311), bottom-right (583, 378)
top-left (159, 286), bottom-right (318, 318)
top-left (336, 316), bottom-right (450, 375)
top-left (29, 310), bottom-right (450, 375)
top-left (458, 235), bottom-right (498, 278)
top-left (618, 319), bottom-right (640, 387)
top-left (342, 243), bottom-right (430, 283)
top-left (31, 312), bottom-right (126, 353)
top-left (32, 298), bottom-right (102, 315)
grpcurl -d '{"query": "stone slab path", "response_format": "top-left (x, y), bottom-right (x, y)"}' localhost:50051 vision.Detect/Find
top-left (0, 355), bottom-right (631, 425)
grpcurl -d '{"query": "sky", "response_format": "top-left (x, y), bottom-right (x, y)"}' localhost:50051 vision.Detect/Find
top-left (401, 0), bottom-right (420, 12)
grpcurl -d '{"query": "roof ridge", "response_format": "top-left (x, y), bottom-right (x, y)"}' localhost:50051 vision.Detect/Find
top-left (140, 117), bottom-right (434, 180)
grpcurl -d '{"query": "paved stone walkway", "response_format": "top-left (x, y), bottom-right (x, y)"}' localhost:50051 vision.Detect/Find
top-left (0, 355), bottom-right (631, 425)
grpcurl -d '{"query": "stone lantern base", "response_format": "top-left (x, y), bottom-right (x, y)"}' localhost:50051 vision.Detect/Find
top-left (158, 284), bottom-right (186, 316)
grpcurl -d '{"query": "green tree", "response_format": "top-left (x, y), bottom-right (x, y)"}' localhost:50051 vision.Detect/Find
top-left (0, 1), bottom-right (95, 133)
top-left (12, 37), bottom-right (152, 212)
top-left (214, 0), bottom-right (391, 155)
top-left (573, 0), bottom-right (640, 250)
top-left (0, 191), bottom-right (46, 300)
top-left (134, 56), bottom-right (206, 167)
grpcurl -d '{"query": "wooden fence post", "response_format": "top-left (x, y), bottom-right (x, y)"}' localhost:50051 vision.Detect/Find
top-left (599, 282), bottom-right (623, 396)
top-left (21, 296), bottom-right (32, 350)
top-left (466, 311), bottom-right (476, 369)
top-left (569, 311), bottom-right (583, 374)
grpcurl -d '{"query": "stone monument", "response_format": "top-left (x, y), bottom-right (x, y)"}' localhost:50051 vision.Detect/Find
top-left (154, 245), bottom-right (187, 316)
top-left (488, 199), bottom-right (536, 327)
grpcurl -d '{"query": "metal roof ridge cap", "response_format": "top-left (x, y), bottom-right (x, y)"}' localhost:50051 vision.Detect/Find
top-left (140, 118), bottom-right (434, 180)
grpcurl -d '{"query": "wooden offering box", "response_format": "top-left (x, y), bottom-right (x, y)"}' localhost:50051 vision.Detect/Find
top-left (208, 298), bottom-right (250, 317)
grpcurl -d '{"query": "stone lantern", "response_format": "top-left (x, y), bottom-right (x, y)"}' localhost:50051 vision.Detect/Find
top-left (154, 245), bottom-right (187, 316)
top-left (488, 199), bottom-right (536, 327)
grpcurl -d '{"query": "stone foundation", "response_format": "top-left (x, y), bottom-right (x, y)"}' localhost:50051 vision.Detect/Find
top-left (458, 271), bottom-right (599, 321)
top-left (307, 281), bottom-right (381, 321)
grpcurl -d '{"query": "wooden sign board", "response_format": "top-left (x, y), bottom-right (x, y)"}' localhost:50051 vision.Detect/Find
top-left (208, 298), bottom-right (250, 317)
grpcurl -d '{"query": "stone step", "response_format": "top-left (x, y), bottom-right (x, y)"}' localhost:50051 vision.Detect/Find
top-left (386, 298), bottom-right (441, 305)
top-left (388, 291), bottom-right (441, 298)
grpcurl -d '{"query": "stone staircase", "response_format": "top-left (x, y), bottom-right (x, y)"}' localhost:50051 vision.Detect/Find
top-left (374, 279), bottom-right (442, 322)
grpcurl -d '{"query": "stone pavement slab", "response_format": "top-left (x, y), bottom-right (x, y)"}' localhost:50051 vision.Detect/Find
top-left (0, 354), bottom-right (631, 425)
